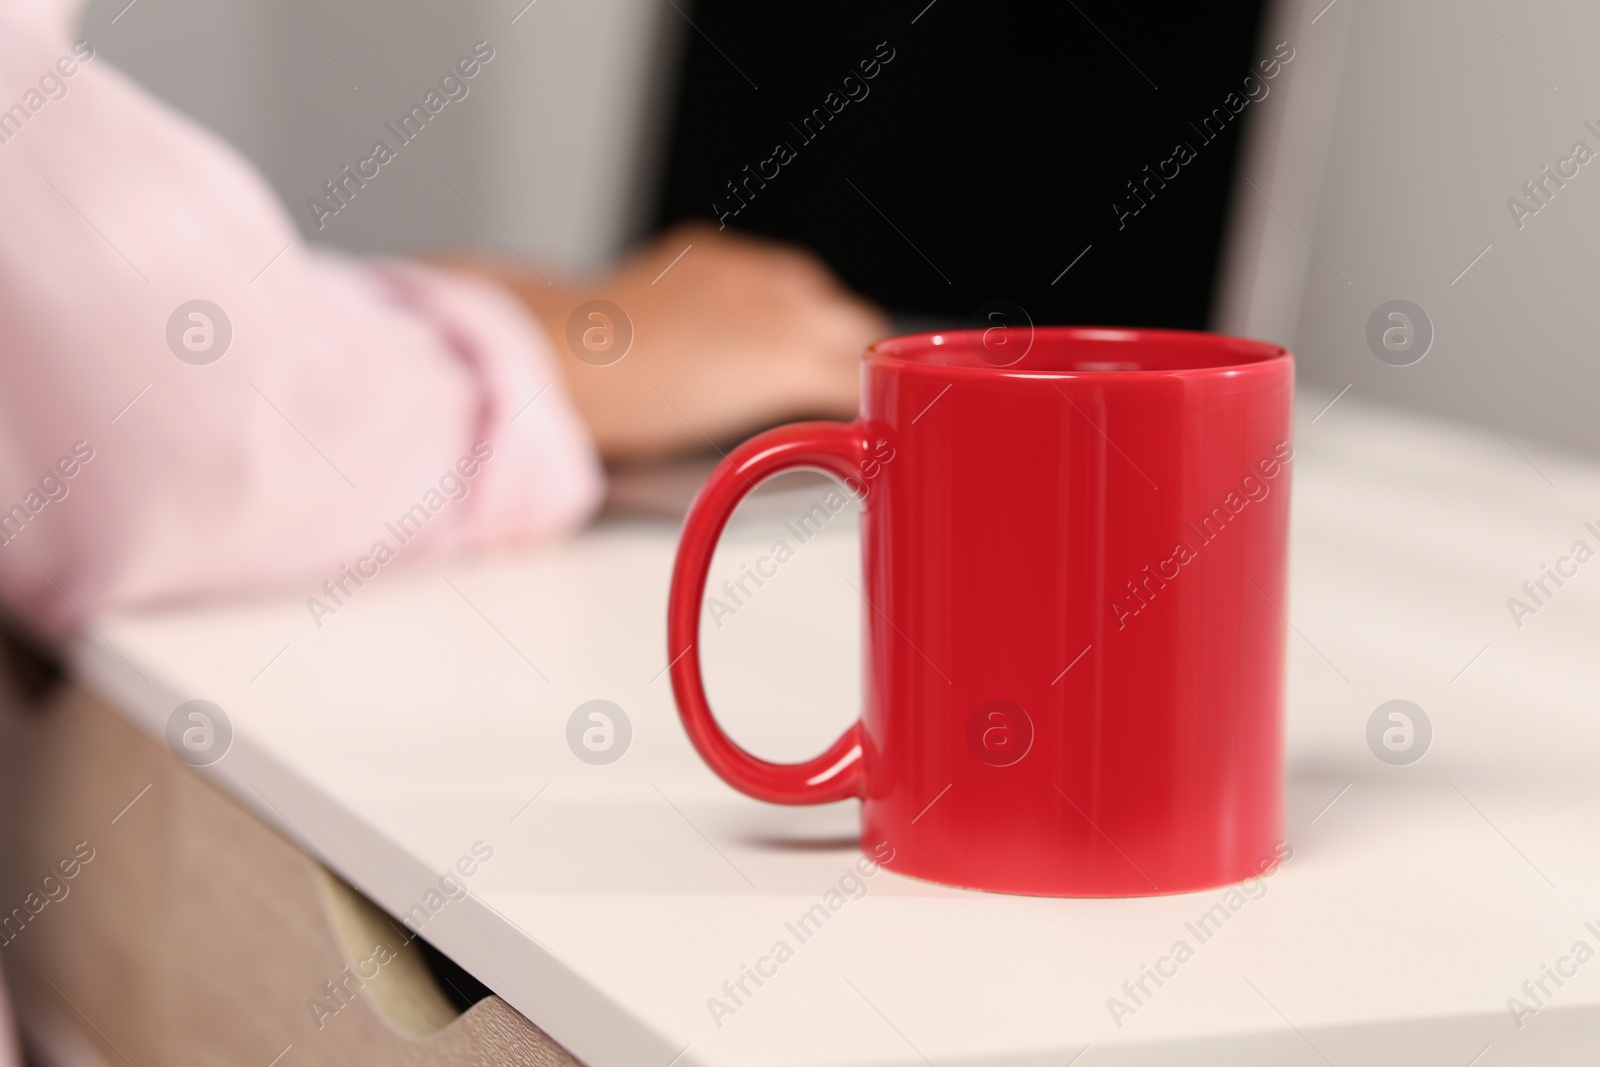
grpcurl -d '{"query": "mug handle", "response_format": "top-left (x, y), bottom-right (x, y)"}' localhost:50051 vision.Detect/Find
top-left (667, 421), bottom-right (868, 805)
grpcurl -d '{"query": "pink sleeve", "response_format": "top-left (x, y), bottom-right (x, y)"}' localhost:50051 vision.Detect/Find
top-left (0, 19), bottom-right (604, 646)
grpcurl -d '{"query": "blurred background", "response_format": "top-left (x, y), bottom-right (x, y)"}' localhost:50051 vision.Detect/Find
top-left (83, 0), bottom-right (1600, 456)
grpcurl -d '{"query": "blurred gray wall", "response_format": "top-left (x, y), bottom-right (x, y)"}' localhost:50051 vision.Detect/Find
top-left (80, 0), bottom-right (681, 272)
top-left (1277, 0), bottom-right (1600, 458)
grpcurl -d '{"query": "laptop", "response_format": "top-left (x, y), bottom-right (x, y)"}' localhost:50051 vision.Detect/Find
top-left (610, 0), bottom-right (1340, 517)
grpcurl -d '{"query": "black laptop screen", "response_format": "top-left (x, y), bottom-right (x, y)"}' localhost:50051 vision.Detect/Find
top-left (655, 0), bottom-right (1273, 331)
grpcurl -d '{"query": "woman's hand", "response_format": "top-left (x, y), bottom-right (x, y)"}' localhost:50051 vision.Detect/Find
top-left (439, 222), bottom-right (890, 463)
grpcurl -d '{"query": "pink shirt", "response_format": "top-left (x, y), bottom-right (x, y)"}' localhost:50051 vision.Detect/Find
top-left (0, 8), bottom-right (604, 1060)
top-left (0, 4), bottom-right (603, 648)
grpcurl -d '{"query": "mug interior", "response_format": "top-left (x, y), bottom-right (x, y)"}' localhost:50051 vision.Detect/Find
top-left (868, 326), bottom-right (1286, 374)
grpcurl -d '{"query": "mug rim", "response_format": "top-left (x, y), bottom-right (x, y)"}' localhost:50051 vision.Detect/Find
top-left (865, 325), bottom-right (1291, 379)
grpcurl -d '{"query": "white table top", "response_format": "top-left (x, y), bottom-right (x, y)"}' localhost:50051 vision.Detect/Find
top-left (76, 391), bottom-right (1600, 1067)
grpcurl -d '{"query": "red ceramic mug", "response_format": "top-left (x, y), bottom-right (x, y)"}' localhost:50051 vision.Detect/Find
top-left (667, 327), bottom-right (1294, 896)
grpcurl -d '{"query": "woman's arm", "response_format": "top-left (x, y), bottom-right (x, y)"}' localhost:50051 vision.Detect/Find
top-left (0, 19), bottom-right (603, 643)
